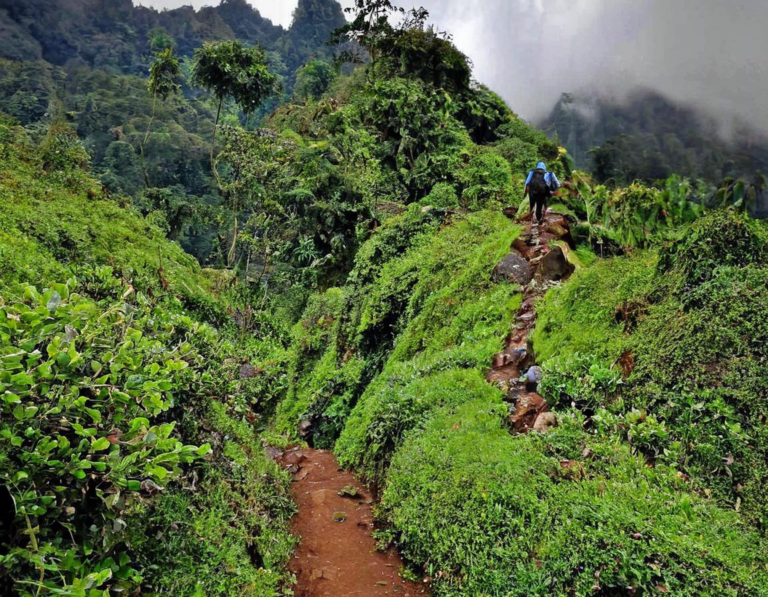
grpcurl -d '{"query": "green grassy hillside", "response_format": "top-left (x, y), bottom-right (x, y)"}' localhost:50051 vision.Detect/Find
top-left (0, 118), bottom-right (295, 596)
top-left (2, 1), bottom-right (767, 594)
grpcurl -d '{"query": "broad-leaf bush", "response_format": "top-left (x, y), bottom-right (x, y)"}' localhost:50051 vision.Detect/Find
top-left (0, 278), bottom-right (210, 593)
top-left (0, 125), bottom-right (295, 595)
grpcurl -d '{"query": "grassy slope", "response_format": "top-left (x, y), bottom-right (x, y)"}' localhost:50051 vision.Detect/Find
top-left (279, 199), bottom-right (768, 595)
top-left (0, 120), bottom-right (295, 595)
top-left (534, 211), bottom-right (768, 529)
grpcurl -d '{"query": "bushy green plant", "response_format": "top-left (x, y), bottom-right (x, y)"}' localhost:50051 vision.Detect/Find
top-left (382, 402), bottom-right (768, 596)
top-left (458, 147), bottom-right (514, 209)
top-left (0, 278), bottom-right (212, 594)
top-left (127, 402), bottom-right (295, 597)
top-left (657, 209), bottom-right (768, 287)
top-left (294, 59), bottom-right (336, 102)
top-left (416, 182), bottom-right (459, 209)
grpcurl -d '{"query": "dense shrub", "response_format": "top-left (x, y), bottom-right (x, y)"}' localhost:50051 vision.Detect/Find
top-left (458, 147), bottom-right (515, 209)
top-left (337, 369), bottom-right (503, 483)
top-left (534, 211), bottom-right (768, 527)
top-left (0, 129), bottom-right (295, 595)
top-left (382, 403), bottom-right (768, 596)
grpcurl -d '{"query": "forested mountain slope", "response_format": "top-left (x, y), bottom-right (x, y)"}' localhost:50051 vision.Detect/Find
top-left (0, 0), bottom-right (345, 264)
top-left (0, 0), bottom-right (342, 76)
top-left (1, 1), bottom-right (767, 596)
top-left (542, 90), bottom-right (768, 215)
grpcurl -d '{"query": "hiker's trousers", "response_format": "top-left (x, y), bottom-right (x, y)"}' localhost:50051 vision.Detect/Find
top-left (530, 192), bottom-right (549, 223)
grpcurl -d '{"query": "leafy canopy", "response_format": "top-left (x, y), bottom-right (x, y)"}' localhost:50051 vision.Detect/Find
top-left (192, 41), bottom-right (278, 115)
top-left (147, 47), bottom-right (182, 101)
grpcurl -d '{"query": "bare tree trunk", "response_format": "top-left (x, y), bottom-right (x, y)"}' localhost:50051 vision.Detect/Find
top-left (211, 96), bottom-right (223, 185)
top-left (227, 196), bottom-right (239, 267)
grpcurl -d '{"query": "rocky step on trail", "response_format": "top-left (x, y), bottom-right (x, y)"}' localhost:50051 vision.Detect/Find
top-left (488, 207), bottom-right (575, 434)
top-left (274, 447), bottom-right (430, 597)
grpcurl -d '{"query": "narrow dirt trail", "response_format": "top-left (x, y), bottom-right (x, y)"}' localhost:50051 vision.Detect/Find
top-left (487, 207), bottom-right (575, 430)
top-left (272, 207), bottom-right (572, 596)
top-left (275, 448), bottom-right (430, 597)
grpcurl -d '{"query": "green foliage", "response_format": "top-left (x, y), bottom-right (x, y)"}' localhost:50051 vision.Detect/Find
top-left (127, 402), bottom-right (295, 596)
top-left (294, 59), bottom-right (336, 102)
top-left (416, 182), bottom-right (459, 209)
top-left (337, 369), bottom-right (503, 483)
top-left (532, 251), bottom-right (658, 364)
top-left (0, 278), bottom-right (211, 594)
top-left (458, 147), bottom-right (514, 209)
top-left (534, 211), bottom-right (768, 527)
top-left (147, 48), bottom-right (182, 101)
top-left (0, 124), bottom-right (295, 594)
top-left (278, 210), bottom-right (519, 447)
top-left (357, 76), bottom-right (471, 200)
top-left (0, 122), bottom-right (216, 317)
top-left (192, 42), bottom-right (277, 116)
top-left (657, 209), bottom-right (768, 287)
top-left (562, 171), bottom-right (708, 251)
top-left (382, 403), bottom-right (768, 596)
top-left (134, 185), bottom-right (200, 242)
top-left (40, 124), bottom-right (91, 175)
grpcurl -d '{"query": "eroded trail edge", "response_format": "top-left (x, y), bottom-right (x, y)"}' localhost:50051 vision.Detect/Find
top-left (274, 448), bottom-right (429, 597)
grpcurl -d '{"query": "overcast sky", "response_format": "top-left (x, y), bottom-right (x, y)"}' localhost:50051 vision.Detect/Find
top-left (136, 0), bottom-right (768, 129)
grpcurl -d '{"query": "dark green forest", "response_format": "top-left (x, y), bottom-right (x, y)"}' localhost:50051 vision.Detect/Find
top-left (0, 0), bottom-right (347, 264)
top-left (543, 90), bottom-right (768, 216)
top-left (1, 1), bottom-right (767, 596)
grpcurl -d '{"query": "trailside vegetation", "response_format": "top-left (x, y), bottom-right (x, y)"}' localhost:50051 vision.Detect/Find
top-left (1, 0), bottom-right (767, 595)
top-left (0, 118), bottom-right (295, 595)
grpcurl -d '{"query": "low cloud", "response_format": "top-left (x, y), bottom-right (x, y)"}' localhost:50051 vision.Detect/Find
top-left (418, 0), bottom-right (768, 130)
top-left (135, 0), bottom-right (768, 131)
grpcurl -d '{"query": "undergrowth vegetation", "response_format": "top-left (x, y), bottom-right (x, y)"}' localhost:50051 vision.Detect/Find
top-left (384, 404), bottom-right (767, 596)
top-left (277, 209), bottom-right (521, 450)
top-left (0, 120), bottom-right (295, 595)
top-left (534, 210), bottom-right (768, 529)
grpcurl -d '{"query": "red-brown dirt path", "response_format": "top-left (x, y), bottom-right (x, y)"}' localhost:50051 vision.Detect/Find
top-left (275, 447), bottom-right (430, 597)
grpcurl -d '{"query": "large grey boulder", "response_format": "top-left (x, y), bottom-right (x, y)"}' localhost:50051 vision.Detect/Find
top-left (536, 246), bottom-right (575, 283)
top-left (493, 252), bottom-right (533, 286)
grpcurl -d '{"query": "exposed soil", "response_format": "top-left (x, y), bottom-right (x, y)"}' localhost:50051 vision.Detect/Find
top-left (275, 447), bottom-right (430, 597)
top-left (487, 207), bottom-right (575, 432)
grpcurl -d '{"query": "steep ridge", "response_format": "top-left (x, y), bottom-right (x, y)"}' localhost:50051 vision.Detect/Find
top-left (273, 205), bottom-right (574, 596)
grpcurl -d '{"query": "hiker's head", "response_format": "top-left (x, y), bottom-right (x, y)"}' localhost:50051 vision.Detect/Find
top-left (536, 162), bottom-right (547, 171)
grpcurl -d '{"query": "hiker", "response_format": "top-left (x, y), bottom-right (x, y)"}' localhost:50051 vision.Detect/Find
top-left (524, 161), bottom-right (560, 225)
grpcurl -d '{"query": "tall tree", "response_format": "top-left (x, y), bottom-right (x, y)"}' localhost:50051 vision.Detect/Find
top-left (332, 0), bottom-right (404, 69)
top-left (191, 41), bottom-right (277, 264)
top-left (140, 47), bottom-right (181, 187)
